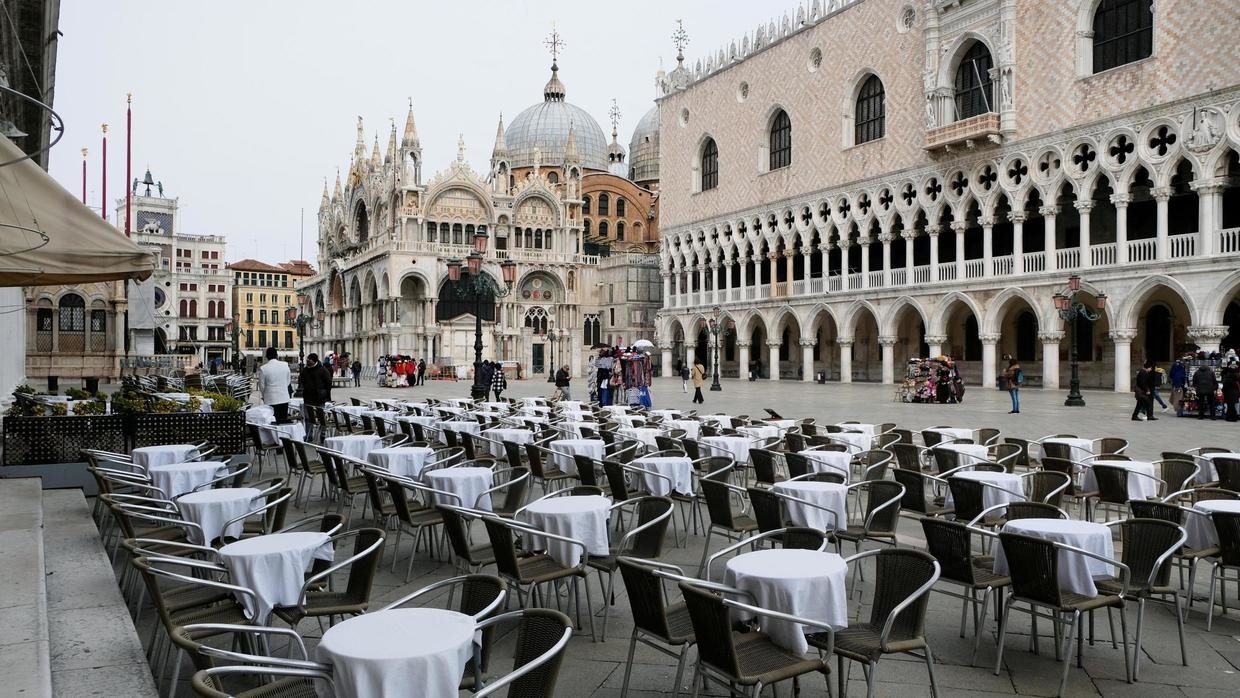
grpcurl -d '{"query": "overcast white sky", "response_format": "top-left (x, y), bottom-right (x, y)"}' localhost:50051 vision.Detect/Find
top-left (47, 0), bottom-right (795, 264)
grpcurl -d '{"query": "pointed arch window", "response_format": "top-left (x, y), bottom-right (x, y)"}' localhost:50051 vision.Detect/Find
top-left (598, 193), bottom-right (610, 216)
top-left (769, 110), bottom-right (791, 170)
top-left (701, 138), bottom-right (719, 191)
top-left (854, 75), bottom-right (886, 144)
top-left (1093, 0), bottom-right (1153, 73)
top-left (954, 42), bottom-right (995, 120)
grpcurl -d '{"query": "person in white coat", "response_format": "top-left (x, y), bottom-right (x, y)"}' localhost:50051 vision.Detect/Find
top-left (257, 346), bottom-right (292, 423)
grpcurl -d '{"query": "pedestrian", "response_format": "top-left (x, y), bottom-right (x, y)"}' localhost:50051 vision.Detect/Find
top-left (1170, 359), bottom-right (1187, 416)
top-left (680, 362), bottom-right (690, 393)
top-left (554, 364), bottom-right (571, 401)
top-left (417, 358), bottom-right (427, 385)
top-left (480, 360), bottom-right (495, 401)
top-left (299, 352), bottom-right (333, 440)
top-left (1133, 361), bottom-right (1159, 421)
top-left (492, 364), bottom-right (508, 401)
top-left (691, 357), bottom-right (706, 404)
top-left (1192, 363), bottom-right (1218, 420)
top-left (351, 359), bottom-right (362, 387)
top-left (257, 346), bottom-right (292, 423)
top-left (1150, 363), bottom-right (1169, 411)
top-left (1002, 358), bottom-right (1023, 414)
top-left (1222, 360), bottom-right (1240, 422)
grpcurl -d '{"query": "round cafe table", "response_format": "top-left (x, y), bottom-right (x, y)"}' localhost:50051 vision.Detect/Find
top-left (438, 420), bottom-right (481, 444)
top-left (481, 428), bottom-right (535, 458)
top-left (425, 467), bottom-right (494, 512)
top-left (149, 461), bottom-right (226, 499)
top-left (631, 456), bottom-right (694, 496)
top-left (176, 487), bottom-right (260, 545)
top-left (737, 425), bottom-right (781, 441)
top-left (944, 471), bottom-right (1026, 514)
top-left (323, 434), bottom-right (382, 462)
top-left (797, 449), bottom-right (851, 480)
top-left (837, 422), bottom-right (877, 437)
top-left (1183, 499), bottom-right (1240, 550)
top-left (218, 531), bottom-right (334, 623)
top-left (1195, 452), bottom-right (1239, 485)
top-left (1083, 459), bottom-right (1159, 500)
top-left (246, 405), bottom-right (275, 423)
top-left (618, 427), bottom-right (662, 450)
top-left (662, 419), bottom-right (701, 439)
top-left (257, 421), bottom-right (305, 447)
top-left (131, 444), bottom-right (199, 471)
top-left (772, 481), bottom-right (848, 531)
top-left (993, 518), bottom-right (1115, 597)
top-left (1042, 437), bottom-right (1094, 464)
top-left (926, 426), bottom-right (973, 443)
top-left (366, 446), bottom-right (435, 480)
top-left (936, 443), bottom-right (991, 467)
top-left (699, 414), bottom-right (734, 428)
top-left (520, 495), bottom-right (611, 567)
top-left (700, 435), bottom-right (752, 464)
top-left (549, 439), bottom-right (606, 476)
top-left (724, 548), bottom-right (848, 655)
top-left (827, 431), bottom-right (870, 453)
top-left (316, 608), bottom-right (475, 698)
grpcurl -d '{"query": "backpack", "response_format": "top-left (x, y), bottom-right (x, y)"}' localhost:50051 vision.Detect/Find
top-left (1013, 368), bottom-right (1024, 386)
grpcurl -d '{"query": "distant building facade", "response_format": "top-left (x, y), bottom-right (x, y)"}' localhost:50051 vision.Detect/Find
top-left (228, 259), bottom-right (315, 360)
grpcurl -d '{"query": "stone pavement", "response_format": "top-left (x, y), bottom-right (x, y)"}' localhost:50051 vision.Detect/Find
top-left (157, 377), bottom-right (1240, 696)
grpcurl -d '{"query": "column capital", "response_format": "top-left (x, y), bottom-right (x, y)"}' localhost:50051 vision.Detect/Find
top-left (1008, 211), bottom-right (1027, 224)
top-left (836, 337), bottom-right (855, 347)
top-left (766, 341), bottom-right (782, 349)
top-left (925, 225), bottom-right (942, 237)
top-left (1151, 186), bottom-right (1174, 202)
top-left (1187, 324), bottom-right (1229, 342)
top-left (949, 220), bottom-right (969, 233)
top-left (979, 333), bottom-right (1001, 344)
top-left (783, 249), bottom-right (797, 258)
top-left (1109, 193), bottom-right (1132, 207)
top-left (900, 229), bottom-right (919, 241)
top-left (1107, 328), bottom-right (1137, 342)
top-left (924, 334), bottom-right (947, 345)
top-left (978, 216), bottom-right (996, 228)
top-left (1039, 205), bottom-right (1060, 217)
top-left (838, 239), bottom-right (852, 250)
top-left (735, 341), bottom-right (751, 348)
top-left (798, 338), bottom-right (816, 347)
top-left (878, 335), bottom-right (898, 347)
top-left (1038, 330), bottom-right (1065, 343)
top-left (1073, 200), bottom-right (1095, 213)
top-left (878, 232), bottom-right (895, 244)
top-left (1189, 180), bottom-right (1225, 195)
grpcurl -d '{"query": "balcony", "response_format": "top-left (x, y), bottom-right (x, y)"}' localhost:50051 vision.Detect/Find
top-left (924, 113), bottom-right (1002, 151)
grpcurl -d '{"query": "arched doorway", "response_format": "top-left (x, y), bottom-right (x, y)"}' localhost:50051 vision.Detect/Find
top-left (1015, 311), bottom-right (1037, 361)
top-left (1144, 304), bottom-right (1173, 363)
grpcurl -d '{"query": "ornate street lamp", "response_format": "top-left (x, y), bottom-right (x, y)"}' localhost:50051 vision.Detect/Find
top-left (544, 320), bottom-right (563, 383)
top-left (446, 230), bottom-right (516, 399)
top-left (1053, 274), bottom-right (1107, 407)
top-left (285, 291), bottom-right (315, 369)
top-left (223, 315), bottom-right (241, 371)
top-left (707, 305), bottom-right (732, 392)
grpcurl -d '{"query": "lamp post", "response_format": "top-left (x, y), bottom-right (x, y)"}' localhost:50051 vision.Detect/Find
top-left (1053, 274), bottom-right (1107, 407)
top-left (223, 315), bottom-right (241, 371)
top-left (446, 230), bottom-right (517, 400)
top-left (707, 305), bottom-right (730, 392)
top-left (544, 321), bottom-right (563, 383)
top-left (284, 292), bottom-right (322, 370)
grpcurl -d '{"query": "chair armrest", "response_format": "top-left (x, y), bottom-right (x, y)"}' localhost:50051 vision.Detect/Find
top-left (1050, 540), bottom-right (1132, 594)
top-left (719, 596), bottom-right (838, 653)
top-left (878, 560), bottom-right (940, 650)
top-left (183, 623), bottom-right (311, 660)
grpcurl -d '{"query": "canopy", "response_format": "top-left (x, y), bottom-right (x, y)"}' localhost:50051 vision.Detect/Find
top-left (0, 136), bottom-right (155, 286)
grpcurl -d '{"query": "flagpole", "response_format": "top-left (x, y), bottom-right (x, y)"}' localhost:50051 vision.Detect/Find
top-left (100, 123), bottom-right (108, 221)
top-left (125, 94), bottom-right (133, 236)
top-left (80, 147), bottom-right (87, 204)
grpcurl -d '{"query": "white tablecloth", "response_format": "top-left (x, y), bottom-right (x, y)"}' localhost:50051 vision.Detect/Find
top-left (520, 495), bottom-right (611, 566)
top-left (519, 405), bottom-right (552, 416)
top-left (1184, 500), bottom-right (1240, 550)
top-left (772, 481), bottom-right (848, 531)
top-left (258, 422), bottom-right (306, 447)
top-left (937, 443), bottom-right (991, 467)
top-left (618, 427), bottom-right (662, 450)
top-left (132, 444), bottom-right (199, 470)
top-left (397, 414), bottom-right (437, 427)
top-left (828, 431), bottom-right (870, 453)
top-left (738, 425), bottom-right (780, 441)
top-left (1083, 459), bottom-right (1159, 500)
top-left (438, 420), bottom-right (481, 444)
top-left (944, 471), bottom-right (1025, 514)
top-left (837, 423), bottom-right (877, 437)
top-left (219, 531), bottom-right (334, 623)
top-left (610, 413), bottom-right (647, 428)
top-left (316, 608), bottom-right (475, 698)
top-left (549, 439), bottom-right (605, 476)
top-left (363, 410), bottom-right (402, 423)
top-left (648, 409), bottom-right (682, 420)
top-left (425, 467), bottom-right (494, 511)
top-left (177, 487), bottom-right (260, 545)
top-left (724, 549), bottom-right (848, 655)
top-left (558, 421), bottom-right (596, 438)
top-left (247, 405), bottom-right (275, 423)
top-left (798, 450), bottom-right (851, 480)
top-left (700, 414), bottom-right (734, 428)
top-left (333, 405), bottom-right (369, 417)
top-left (662, 420), bottom-right (701, 439)
top-left (632, 456), bottom-right (694, 496)
top-left (1196, 453), bottom-right (1239, 485)
top-left (994, 519), bottom-right (1115, 597)
top-left (480, 401), bottom-right (511, 412)
top-left (323, 435), bottom-right (383, 462)
top-left (150, 461), bottom-right (226, 498)
top-left (366, 447), bottom-right (435, 479)
top-left (926, 427), bottom-right (972, 443)
top-left (1043, 437), bottom-right (1094, 464)
top-left (435, 405), bottom-right (467, 418)
top-left (481, 428), bottom-right (535, 458)
top-left (701, 435), bottom-right (752, 464)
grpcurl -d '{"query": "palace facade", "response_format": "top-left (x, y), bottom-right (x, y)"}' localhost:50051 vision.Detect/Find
top-left (654, 0), bottom-right (1240, 391)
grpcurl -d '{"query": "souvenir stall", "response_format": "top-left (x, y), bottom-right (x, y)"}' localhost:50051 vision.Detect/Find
top-left (1178, 351), bottom-right (1228, 418)
top-left (619, 346), bottom-right (654, 407)
top-left (895, 357), bottom-right (963, 404)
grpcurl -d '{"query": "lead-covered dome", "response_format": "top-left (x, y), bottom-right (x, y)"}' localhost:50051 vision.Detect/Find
top-left (628, 105), bottom-right (659, 184)
top-left (506, 62), bottom-right (609, 172)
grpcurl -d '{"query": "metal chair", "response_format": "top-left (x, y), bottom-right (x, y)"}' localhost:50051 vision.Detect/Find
top-left (920, 517), bottom-right (1009, 665)
top-left (473, 609), bottom-right (574, 697)
top-left (587, 496), bottom-right (674, 641)
top-left (271, 527), bottom-right (385, 630)
top-left (615, 558), bottom-right (696, 697)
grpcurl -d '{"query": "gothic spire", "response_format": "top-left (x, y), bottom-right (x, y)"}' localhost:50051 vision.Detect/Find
top-left (491, 113), bottom-right (507, 157)
top-left (371, 132), bottom-right (381, 167)
top-left (402, 98), bottom-right (419, 148)
top-left (386, 121), bottom-right (397, 163)
top-left (354, 116), bottom-right (366, 159)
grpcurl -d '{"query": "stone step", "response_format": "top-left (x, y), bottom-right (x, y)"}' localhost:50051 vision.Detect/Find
top-left (41, 488), bottom-right (157, 697)
top-left (0, 477), bottom-right (52, 698)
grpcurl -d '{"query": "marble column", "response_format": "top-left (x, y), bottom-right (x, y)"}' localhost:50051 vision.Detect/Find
top-left (710, 263), bottom-right (722, 305)
top-left (879, 335), bottom-right (897, 385)
top-left (784, 251), bottom-right (795, 296)
top-left (860, 236), bottom-right (871, 288)
top-left (737, 341), bottom-right (751, 381)
top-left (1111, 194), bottom-right (1130, 265)
top-left (980, 333), bottom-right (1000, 389)
top-left (980, 216), bottom-right (994, 278)
top-left (925, 334), bottom-right (947, 359)
top-left (739, 257), bottom-right (749, 290)
top-left (879, 232), bottom-right (893, 287)
top-left (1194, 183), bottom-right (1223, 257)
top-left (1041, 205), bottom-right (1059, 272)
top-left (685, 344), bottom-right (696, 371)
top-left (662, 271), bottom-right (672, 307)
top-left (1039, 330), bottom-right (1064, 390)
top-left (927, 226), bottom-right (941, 282)
top-left (800, 338), bottom-right (815, 382)
top-left (724, 261), bottom-right (735, 303)
top-left (902, 230), bottom-right (916, 283)
top-left (767, 341), bottom-right (782, 381)
top-left (1075, 200), bottom-right (1093, 266)
top-left (838, 338), bottom-right (854, 384)
top-left (1109, 329), bottom-right (1136, 393)
top-left (1009, 211), bottom-right (1025, 274)
top-left (1152, 187), bottom-right (1171, 260)
top-left (951, 220), bottom-right (968, 279)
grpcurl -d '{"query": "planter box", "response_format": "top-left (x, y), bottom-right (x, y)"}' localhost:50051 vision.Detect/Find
top-left (2, 415), bottom-right (127, 465)
top-left (129, 412), bottom-right (246, 455)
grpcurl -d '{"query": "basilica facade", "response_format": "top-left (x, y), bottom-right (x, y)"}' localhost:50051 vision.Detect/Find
top-left (296, 57), bottom-right (662, 379)
top-left (655, 0), bottom-right (1240, 392)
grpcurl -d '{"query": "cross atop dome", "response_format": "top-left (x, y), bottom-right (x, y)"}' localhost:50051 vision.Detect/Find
top-left (542, 26), bottom-right (568, 102)
top-left (609, 99), bottom-right (622, 136)
top-left (544, 23), bottom-right (564, 65)
top-left (672, 19), bottom-right (689, 64)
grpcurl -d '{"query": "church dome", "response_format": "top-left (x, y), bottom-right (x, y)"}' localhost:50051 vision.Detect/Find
top-left (628, 105), bottom-right (660, 184)
top-left (505, 63), bottom-right (609, 172)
